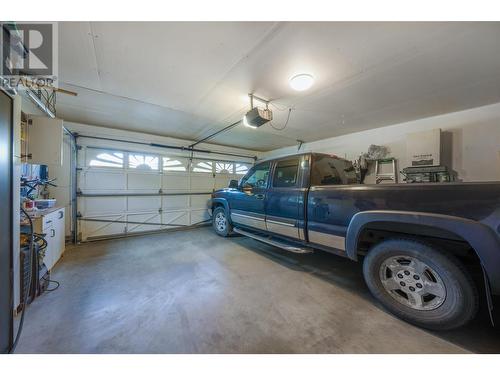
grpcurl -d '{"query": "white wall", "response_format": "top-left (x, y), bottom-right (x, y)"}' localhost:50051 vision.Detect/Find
top-left (262, 102), bottom-right (500, 182)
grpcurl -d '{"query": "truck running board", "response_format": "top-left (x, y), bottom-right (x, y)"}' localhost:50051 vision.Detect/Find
top-left (233, 227), bottom-right (313, 254)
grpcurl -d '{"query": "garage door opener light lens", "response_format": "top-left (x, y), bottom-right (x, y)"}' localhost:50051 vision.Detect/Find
top-left (243, 115), bottom-right (258, 129)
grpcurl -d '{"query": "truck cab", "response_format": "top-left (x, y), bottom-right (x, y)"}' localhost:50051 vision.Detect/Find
top-left (213, 153), bottom-right (356, 253)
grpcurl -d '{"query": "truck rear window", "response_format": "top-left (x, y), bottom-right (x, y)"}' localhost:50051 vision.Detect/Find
top-left (273, 158), bottom-right (299, 188)
top-left (311, 155), bottom-right (357, 185)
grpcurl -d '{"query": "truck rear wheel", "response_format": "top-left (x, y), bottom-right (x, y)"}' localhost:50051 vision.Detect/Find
top-left (363, 238), bottom-right (478, 330)
top-left (212, 206), bottom-right (232, 237)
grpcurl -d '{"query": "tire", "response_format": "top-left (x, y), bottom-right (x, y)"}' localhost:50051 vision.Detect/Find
top-left (363, 238), bottom-right (478, 330)
top-left (212, 206), bottom-right (232, 237)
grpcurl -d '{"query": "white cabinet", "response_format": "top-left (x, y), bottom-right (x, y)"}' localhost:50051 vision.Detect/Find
top-left (33, 207), bottom-right (65, 270)
top-left (26, 115), bottom-right (63, 166)
top-left (54, 209), bottom-right (66, 266)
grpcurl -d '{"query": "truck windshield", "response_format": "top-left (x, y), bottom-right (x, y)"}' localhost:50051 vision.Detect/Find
top-left (311, 154), bottom-right (358, 185)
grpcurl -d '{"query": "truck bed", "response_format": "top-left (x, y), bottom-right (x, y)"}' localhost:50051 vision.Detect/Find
top-left (308, 181), bottom-right (500, 229)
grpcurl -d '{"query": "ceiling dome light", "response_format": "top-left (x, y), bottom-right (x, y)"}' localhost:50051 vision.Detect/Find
top-left (289, 74), bottom-right (314, 91)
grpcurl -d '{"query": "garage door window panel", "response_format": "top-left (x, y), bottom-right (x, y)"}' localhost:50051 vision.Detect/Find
top-left (129, 153), bottom-right (159, 170)
top-left (235, 163), bottom-right (250, 175)
top-left (215, 162), bottom-right (234, 174)
top-left (87, 148), bottom-right (124, 168)
top-left (163, 157), bottom-right (189, 172)
top-left (192, 160), bottom-right (213, 173)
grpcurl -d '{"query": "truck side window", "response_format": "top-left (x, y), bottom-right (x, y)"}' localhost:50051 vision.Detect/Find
top-left (311, 154), bottom-right (357, 185)
top-left (241, 162), bottom-right (270, 188)
top-left (273, 158), bottom-right (299, 188)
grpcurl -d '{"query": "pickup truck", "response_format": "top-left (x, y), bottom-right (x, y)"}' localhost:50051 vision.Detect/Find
top-left (210, 152), bottom-right (500, 330)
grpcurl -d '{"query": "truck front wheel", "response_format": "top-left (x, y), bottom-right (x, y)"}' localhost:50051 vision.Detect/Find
top-left (212, 206), bottom-right (232, 237)
top-left (363, 238), bottom-right (478, 330)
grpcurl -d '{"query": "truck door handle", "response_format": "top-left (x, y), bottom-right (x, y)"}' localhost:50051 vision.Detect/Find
top-left (255, 194), bottom-right (265, 200)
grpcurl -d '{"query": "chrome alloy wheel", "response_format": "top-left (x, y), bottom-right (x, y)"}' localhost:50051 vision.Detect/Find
top-left (379, 255), bottom-right (446, 311)
top-left (215, 211), bottom-right (227, 233)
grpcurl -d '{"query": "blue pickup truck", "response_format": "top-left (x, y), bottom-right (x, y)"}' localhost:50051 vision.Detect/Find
top-left (210, 152), bottom-right (500, 330)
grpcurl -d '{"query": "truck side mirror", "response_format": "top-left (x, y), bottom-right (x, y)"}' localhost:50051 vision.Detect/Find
top-left (242, 183), bottom-right (253, 193)
top-left (228, 179), bottom-right (239, 189)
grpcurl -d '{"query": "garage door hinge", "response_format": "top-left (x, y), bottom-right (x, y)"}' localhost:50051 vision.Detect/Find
top-left (158, 189), bottom-right (163, 194)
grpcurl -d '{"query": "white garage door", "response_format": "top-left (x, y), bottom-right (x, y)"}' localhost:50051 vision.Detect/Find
top-left (76, 145), bottom-right (251, 241)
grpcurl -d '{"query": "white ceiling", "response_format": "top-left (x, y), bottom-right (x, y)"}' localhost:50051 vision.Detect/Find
top-left (56, 22), bottom-right (500, 151)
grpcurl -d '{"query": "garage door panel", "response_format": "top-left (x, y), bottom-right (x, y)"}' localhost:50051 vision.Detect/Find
top-left (127, 213), bottom-right (162, 233)
top-left (215, 175), bottom-right (232, 190)
top-left (82, 214), bottom-right (126, 240)
top-left (83, 170), bottom-right (127, 191)
top-left (162, 174), bottom-right (190, 190)
top-left (162, 211), bottom-right (189, 227)
top-left (77, 170), bottom-right (84, 190)
top-left (77, 145), bottom-right (251, 240)
top-left (82, 197), bottom-right (126, 215)
top-left (128, 173), bottom-right (161, 190)
top-left (190, 194), bottom-right (211, 209)
top-left (77, 149), bottom-right (86, 169)
top-left (128, 196), bottom-right (161, 212)
top-left (191, 209), bottom-right (210, 224)
top-left (190, 174), bottom-right (214, 191)
top-left (162, 195), bottom-right (189, 210)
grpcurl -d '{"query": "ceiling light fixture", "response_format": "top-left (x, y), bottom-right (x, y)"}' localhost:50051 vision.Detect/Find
top-left (289, 73), bottom-right (314, 91)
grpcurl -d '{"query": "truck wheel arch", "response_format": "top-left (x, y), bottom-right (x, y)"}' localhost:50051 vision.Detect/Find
top-left (211, 198), bottom-right (231, 220)
top-left (345, 210), bottom-right (500, 295)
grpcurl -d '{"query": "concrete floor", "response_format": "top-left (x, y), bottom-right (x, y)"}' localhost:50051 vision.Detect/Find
top-left (15, 227), bottom-right (500, 353)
